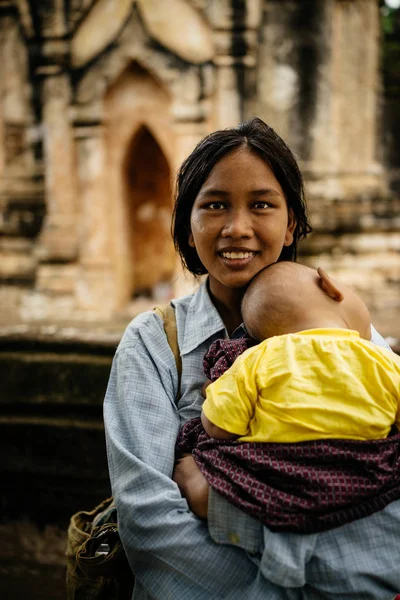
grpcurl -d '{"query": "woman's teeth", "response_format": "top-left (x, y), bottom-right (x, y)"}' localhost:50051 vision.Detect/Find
top-left (221, 251), bottom-right (255, 259)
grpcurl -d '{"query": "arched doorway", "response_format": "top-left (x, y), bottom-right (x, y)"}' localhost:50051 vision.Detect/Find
top-left (103, 60), bottom-right (176, 309)
top-left (123, 125), bottom-right (175, 300)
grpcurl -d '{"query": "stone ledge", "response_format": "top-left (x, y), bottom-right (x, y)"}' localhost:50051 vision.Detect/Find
top-left (0, 322), bottom-right (126, 351)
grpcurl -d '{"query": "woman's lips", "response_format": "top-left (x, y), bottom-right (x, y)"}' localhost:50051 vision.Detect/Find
top-left (220, 251), bottom-right (255, 259)
top-left (218, 250), bottom-right (257, 269)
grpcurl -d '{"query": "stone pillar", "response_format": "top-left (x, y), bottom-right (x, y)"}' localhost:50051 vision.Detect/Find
top-left (210, 0), bottom-right (262, 128)
top-left (331, 0), bottom-right (381, 175)
top-left (73, 123), bottom-right (116, 317)
top-left (306, 0), bottom-right (384, 204)
top-left (31, 0), bottom-right (79, 262)
top-left (257, 0), bottom-right (384, 203)
top-left (30, 1), bottom-right (81, 316)
top-left (0, 68), bottom-right (3, 179)
top-left (257, 0), bottom-right (331, 158)
top-left (36, 70), bottom-right (78, 262)
top-left (0, 5), bottom-right (43, 291)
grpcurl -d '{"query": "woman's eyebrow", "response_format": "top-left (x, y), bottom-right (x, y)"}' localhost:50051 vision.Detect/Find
top-left (198, 189), bottom-right (230, 198)
top-left (250, 188), bottom-right (282, 196)
top-left (199, 188), bottom-right (281, 198)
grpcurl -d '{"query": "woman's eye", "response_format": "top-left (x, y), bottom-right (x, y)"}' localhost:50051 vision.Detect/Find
top-left (253, 201), bottom-right (271, 209)
top-left (207, 202), bottom-right (225, 210)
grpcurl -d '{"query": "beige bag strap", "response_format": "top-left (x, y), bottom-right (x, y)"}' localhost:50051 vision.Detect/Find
top-left (153, 304), bottom-right (182, 395)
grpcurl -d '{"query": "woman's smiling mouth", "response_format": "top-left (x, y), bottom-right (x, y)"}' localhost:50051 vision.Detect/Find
top-left (220, 251), bottom-right (256, 259)
top-left (218, 249), bottom-right (258, 269)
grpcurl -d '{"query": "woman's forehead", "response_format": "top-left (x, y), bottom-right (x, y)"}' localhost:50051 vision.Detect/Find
top-left (200, 148), bottom-right (283, 191)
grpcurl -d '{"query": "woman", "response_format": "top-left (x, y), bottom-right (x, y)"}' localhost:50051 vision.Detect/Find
top-left (104, 118), bottom-right (400, 599)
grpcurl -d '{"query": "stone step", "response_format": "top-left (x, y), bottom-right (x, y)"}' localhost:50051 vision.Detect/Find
top-left (0, 326), bottom-right (118, 524)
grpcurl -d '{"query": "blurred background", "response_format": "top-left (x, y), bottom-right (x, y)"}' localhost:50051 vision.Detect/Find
top-left (0, 0), bottom-right (399, 597)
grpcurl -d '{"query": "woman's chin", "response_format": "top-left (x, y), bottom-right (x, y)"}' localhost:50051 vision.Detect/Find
top-left (221, 264), bottom-right (267, 289)
top-left (209, 272), bottom-right (255, 294)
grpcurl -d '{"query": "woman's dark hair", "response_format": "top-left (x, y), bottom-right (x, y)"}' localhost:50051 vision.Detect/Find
top-left (172, 117), bottom-right (312, 275)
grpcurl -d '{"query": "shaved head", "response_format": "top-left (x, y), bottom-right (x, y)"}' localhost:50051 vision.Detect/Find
top-left (242, 262), bottom-right (371, 341)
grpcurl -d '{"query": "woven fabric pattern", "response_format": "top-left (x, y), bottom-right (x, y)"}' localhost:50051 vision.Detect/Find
top-left (203, 337), bottom-right (256, 381)
top-left (177, 418), bottom-right (400, 533)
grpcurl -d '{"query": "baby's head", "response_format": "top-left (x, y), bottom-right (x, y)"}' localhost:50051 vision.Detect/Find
top-left (241, 262), bottom-right (371, 342)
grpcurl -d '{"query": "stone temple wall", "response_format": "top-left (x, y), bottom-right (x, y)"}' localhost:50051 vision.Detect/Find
top-left (0, 0), bottom-right (399, 338)
top-left (0, 3), bottom-right (399, 595)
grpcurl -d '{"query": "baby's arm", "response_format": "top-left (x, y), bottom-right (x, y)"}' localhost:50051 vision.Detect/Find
top-left (201, 410), bottom-right (240, 439)
top-left (201, 351), bottom-right (257, 440)
top-left (201, 377), bottom-right (239, 437)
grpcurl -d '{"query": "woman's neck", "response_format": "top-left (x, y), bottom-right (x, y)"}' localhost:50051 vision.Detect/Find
top-left (207, 281), bottom-right (244, 336)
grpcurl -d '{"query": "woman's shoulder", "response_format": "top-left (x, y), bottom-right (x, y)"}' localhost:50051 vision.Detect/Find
top-left (116, 309), bottom-right (163, 351)
top-left (117, 286), bottom-right (201, 350)
top-left (116, 281), bottom-right (225, 359)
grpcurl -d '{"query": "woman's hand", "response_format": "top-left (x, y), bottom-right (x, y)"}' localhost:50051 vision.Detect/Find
top-left (173, 454), bottom-right (209, 519)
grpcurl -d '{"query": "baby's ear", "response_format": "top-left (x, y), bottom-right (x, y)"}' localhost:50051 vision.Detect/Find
top-left (317, 267), bottom-right (344, 302)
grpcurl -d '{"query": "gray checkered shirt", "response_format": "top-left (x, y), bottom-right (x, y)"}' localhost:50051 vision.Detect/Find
top-left (104, 281), bottom-right (400, 600)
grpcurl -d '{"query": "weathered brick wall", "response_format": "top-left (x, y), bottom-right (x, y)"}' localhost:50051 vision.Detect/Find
top-left (0, 0), bottom-right (398, 338)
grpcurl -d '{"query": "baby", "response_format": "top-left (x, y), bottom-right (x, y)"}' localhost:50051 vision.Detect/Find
top-left (201, 262), bottom-right (400, 443)
top-left (175, 262), bottom-right (400, 532)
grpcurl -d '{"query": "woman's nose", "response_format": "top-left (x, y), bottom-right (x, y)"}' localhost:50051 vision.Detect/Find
top-left (221, 209), bottom-right (253, 239)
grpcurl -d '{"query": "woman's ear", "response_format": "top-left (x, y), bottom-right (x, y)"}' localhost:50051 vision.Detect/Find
top-left (317, 267), bottom-right (344, 302)
top-left (188, 232), bottom-right (195, 248)
top-left (283, 210), bottom-right (297, 247)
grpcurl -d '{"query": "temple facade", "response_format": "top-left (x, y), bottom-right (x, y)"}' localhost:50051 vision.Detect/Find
top-left (0, 0), bottom-right (399, 336)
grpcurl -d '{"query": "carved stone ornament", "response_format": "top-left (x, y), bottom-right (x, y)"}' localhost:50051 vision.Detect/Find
top-left (71, 0), bottom-right (134, 68)
top-left (136, 0), bottom-right (213, 64)
top-left (70, 0), bottom-right (214, 69)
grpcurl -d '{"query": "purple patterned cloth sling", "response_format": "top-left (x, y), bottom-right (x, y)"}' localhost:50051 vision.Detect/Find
top-left (176, 337), bottom-right (400, 533)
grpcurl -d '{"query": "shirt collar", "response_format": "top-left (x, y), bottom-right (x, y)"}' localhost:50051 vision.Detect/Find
top-left (180, 279), bottom-right (227, 356)
top-left (231, 323), bottom-right (248, 339)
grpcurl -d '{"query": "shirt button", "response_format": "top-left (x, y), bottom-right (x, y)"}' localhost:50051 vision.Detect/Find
top-left (228, 532), bottom-right (240, 545)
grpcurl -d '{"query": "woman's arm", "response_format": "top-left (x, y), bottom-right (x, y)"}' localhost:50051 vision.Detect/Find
top-left (173, 453), bottom-right (209, 519)
top-left (104, 312), bottom-right (274, 599)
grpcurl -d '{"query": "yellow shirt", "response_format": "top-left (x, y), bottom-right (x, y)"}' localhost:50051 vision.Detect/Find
top-left (202, 329), bottom-right (400, 443)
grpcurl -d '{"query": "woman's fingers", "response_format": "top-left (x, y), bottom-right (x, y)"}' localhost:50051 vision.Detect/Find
top-left (172, 455), bottom-right (209, 519)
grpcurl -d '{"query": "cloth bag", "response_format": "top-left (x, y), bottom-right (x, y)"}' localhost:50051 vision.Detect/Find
top-left (66, 497), bottom-right (133, 600)
top-left (66, 305), bottom-right (181, 599)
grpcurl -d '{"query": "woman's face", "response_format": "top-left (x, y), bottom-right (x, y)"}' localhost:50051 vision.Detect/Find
top-left (189, 147), bottom-right (296, 304)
